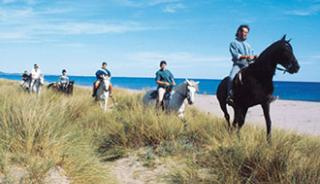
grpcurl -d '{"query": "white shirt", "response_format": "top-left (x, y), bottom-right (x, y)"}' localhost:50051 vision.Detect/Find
top-left (31, 68), bottom-right (42, 79)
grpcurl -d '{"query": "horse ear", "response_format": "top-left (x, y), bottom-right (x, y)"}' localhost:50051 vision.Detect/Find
top-left (281, 34), bottom-right (287, 41)
top-left (195, 81), bottom-right (200, 85)
top-left (185, 79), bottom-right (191, 85)
top-left (287, 38), bottom-right (292, 43)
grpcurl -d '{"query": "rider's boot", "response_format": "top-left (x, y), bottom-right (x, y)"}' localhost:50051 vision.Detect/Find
top-left (92, 81), bottom-right (99, 97)
top-left (226, 95), bottom-right (234, 106)
top-left (109, 83), bottom-right (113, 97)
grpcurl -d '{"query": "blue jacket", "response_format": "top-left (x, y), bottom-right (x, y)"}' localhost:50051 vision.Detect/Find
top-left (95, 69), bottom-right (111, 79)
top-left (229, 38), bottom-right (254, 67)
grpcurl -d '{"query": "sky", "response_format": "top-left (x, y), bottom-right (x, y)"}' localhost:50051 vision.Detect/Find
top-left (0, 0), bottom-right (319, 82)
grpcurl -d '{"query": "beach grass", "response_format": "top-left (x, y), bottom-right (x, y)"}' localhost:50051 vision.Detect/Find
top-left (0, 79), bottom-right (319, 184)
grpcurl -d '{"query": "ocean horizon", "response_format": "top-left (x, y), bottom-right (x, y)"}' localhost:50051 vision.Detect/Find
top-left (1, 74), bottom-right (320, 102)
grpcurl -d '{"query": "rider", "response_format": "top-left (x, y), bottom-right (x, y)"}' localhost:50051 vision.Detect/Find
top-left (31, 64), bottom-right (42, 80)
top-left (92, 62), bottom-right (112, 97)
top-left (30, 64), bottom-right (43, 86)
top-left (58, 69), bottom-right (69, 90)
top-left (155, 60), bottom-right (176, 109)
top-left (227, 25), bottom-right (257, 105)
top-left (21, 70), bottom-right (30, 88)
top-left (22, 70), bottom-right (30, 82)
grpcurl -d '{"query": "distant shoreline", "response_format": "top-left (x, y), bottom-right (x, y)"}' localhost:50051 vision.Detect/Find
top-left (1, 72), bottom-right (320, 83)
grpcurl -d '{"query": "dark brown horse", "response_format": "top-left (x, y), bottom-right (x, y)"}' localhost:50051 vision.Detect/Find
top-left (48, 81), bottom-right (74, 95)
top-left (217, 35), bottom-right (300, 141)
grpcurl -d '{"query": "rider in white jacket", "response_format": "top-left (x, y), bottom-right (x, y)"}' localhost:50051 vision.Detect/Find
top-left (29, 64), bottom-right (44, 93)
top-left (31, 64), bottom-right (42, 80)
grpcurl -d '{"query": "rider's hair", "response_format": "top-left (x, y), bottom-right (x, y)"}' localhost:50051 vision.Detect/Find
top-left (62, 69), bottom-right (67, 73)
top-left (160, 60), bottom-right (167, 67)
top-left (235, 24), bottom-right (250, 37)
top-left (102, 62), bottom-right (107, 66)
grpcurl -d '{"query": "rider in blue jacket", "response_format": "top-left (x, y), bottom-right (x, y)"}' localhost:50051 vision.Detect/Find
top-left (92, 62), bottom-right (112, 97)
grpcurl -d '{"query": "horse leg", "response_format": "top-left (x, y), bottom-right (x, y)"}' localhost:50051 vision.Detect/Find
top-left (104, 95), bottom-right (109, 112)
top-left (261, 103), bottom-right (272, 142)
top-left (232, 106), bottom-right (239, 128)
top-left (237, 107), bottom-right (248, 129)
top-left (177, 103), bottom-right (185, 119)
top-left (37, 85), bottom-right (41, 95)
top-left (99, 101), bottom-right (104, 111)
top-left (234, 106), bottom-right (247, 139)
top-left (219, 102), bottom-right (230, 127)
top-left (29, 81), bottom-right (33, 93)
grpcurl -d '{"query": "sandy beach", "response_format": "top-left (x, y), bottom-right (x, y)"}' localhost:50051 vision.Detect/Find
top-left (194, 94), bottom-right (320, 136)
top-left (123, 87), bottom-right (320, 136)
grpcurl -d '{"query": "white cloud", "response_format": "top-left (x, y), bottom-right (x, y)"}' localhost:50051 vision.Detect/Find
top-left (33, 22), bottom-right (152, 35)
top-left (0, 4), bottom-right (156, 42)
top-left (0, 31), bottom-right (28, 39)
top-left (114, 0), bottom-right (182, 7)
top-left (148, 0), bottom-right (181, 6)
top-left (286, 4), bottom-right (320, 16)
top-left (0, 21), bottom-right (154, 43)
top-left (1, 0), bottom-right (37, 5)
top-left (162, 3), bottom-right (185, 13)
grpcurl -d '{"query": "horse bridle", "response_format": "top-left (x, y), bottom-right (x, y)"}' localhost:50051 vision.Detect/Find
top-left (100, 79), bottom-right (109, 92)
top-left (276, 63), bottom-right (293, 74)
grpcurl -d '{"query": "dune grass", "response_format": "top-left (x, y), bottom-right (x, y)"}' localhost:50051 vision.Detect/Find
top-left (0, 79), bottom-right (319, 184)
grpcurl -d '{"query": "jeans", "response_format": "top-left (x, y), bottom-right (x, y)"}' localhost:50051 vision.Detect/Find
top-left (227, 64), bottom-right (247, 96)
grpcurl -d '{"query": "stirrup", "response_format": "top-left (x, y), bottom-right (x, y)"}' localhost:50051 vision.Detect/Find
top-left (226, 96), bottom-right (234, 106)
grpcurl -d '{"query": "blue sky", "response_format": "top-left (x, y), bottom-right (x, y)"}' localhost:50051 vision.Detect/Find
top-left (0, 0), bottom-right (319, 82)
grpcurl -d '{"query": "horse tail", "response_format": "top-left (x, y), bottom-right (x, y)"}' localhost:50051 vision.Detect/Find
top-left (216, 77), bottom-right (231, 126)
top-left (47, 83), bottom-right (54, 89)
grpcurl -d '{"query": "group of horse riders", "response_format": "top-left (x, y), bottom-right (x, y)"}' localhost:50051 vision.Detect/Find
top-left (21, 64), bottom-right (44, 92)
top-left (22, 64), bottom-right (69, 92)
top-left (21, 24), bottom-right (276, 108)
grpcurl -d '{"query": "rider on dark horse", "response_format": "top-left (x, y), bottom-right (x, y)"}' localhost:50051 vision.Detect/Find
top-left (22, 70), bottom-right (30, 82)
top-left (155, 60), bottom-right (176, 110)
top-left (227, 25), bottom-right (276, 105)
top-left (58, 69), bottom-right (69, 91)
top-left (92, 62), bottom-right (113, 97)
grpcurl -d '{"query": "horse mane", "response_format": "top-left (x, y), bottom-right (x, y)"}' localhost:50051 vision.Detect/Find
top-left (244, 39), bottom-right (287, 93)
top-left (175, 81), bottom-right (187, 92)
top-left (248, 39), bottom-right (286, 80)
top-left (254, 40), bottom-right (282, 65)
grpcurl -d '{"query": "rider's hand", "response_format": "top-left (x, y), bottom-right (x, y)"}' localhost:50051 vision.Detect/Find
top-left (164, 82), bottom-right (170, 86)
top-left (248, 55), bottom-right (255, 60)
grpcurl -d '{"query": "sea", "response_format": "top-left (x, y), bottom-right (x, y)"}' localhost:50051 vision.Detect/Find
top-left (1, 74), bottom-right (320, 102)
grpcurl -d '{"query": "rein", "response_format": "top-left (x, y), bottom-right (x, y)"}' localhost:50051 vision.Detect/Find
top-left (276, 66), bottom-right (287, 73)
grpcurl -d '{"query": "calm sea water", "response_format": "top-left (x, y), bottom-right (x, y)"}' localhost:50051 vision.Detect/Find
top-left (1, 74), bottom-right (320, 102)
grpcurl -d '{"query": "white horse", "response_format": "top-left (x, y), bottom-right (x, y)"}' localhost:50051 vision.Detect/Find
top-left (95, 76), bottom-right (111, 112)
top-left (29, 75), bottom-right (44, 95)
top-left (143, 79), bottom-right (199, 118)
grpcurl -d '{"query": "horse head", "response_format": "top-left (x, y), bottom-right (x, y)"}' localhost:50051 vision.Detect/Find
top-left (101, 75), bottom-right (110, 91)
top-left (276, 35), bottom-right (300, 74)
top-left (185, 79), bottom-right (200, 105)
